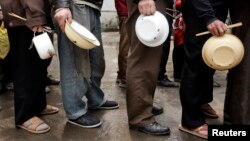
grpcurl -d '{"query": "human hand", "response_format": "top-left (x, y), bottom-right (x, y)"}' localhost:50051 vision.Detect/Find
top-left (54, 8), bottom-right (72, 32)
top-left (31, 25), bottom-right (44, 33)
top-left (207, 20), bottom-right (227, 36)
top-left (138, 0), bottom-right (156, 16)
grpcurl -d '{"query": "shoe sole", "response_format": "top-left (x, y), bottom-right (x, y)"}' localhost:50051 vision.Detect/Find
top-left (138, 128), bottom-right (170, 136)
top-left (178, 124), bottom-right (207, 139)
top-left (68, 120), bottom-right (103, 128)
top-left (98, 104), bottom-right (120, 110)
top-left (17, 125), bottom-right (50, 134)
top-left (157, 82), bottom-right (180, 87)
top-left (204, 112), bottom-right (219, 119)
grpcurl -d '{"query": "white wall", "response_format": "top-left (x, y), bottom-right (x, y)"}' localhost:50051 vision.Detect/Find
top-left (101, 0), bottom-right (118, 31)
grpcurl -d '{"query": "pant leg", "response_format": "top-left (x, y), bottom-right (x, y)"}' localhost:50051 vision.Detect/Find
top-left (126, 0), bottom-right (167, 128)
top-left (172, 44), bottom-right (184, 80)
top-left (179, 12), bottom-right (215, 128)
top-left (158, 36), bottom-right (171, 79)
top-left (71, 5), bottom-right (106, 108)
top-left (8, 26), bottom-right (47, 125)
top-left (117, 16), bottom-right (129, 82)
top-left (224, 0), bottom-right (250, 124)
top-left (158, 1), bottom-right (173, 80)
top-left (52, 7), bottom-right (88, 119)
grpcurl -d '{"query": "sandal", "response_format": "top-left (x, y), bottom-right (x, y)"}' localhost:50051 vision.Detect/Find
top-left (179, 124), bottom-right (208, 139)
top-left (40, 105), bottom-right (59, 115)
top-left (17, 116), bottom-right (50, 134)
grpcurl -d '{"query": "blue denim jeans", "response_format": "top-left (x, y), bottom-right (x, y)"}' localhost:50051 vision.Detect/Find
top-left (53, 3), bottom-right (106, 120)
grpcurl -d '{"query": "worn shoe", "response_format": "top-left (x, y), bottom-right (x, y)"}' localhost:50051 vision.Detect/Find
top-left (98, 100), bottom-right (119, 110)
top-left (138, 122), bottom-right (170, 135)
top-left (5, 82), bottom-right (14, 90)
top-left (158, 77), bottom-right (179, 87)
top-left (174, 79), bottom-right (181, 82)
top-left (40, 105), bottom-right (59, 115)
top-left (201, 104), bottom-right (219, 119)
top-left (179, 124), bottom-right (208, 139)
top-left (46, 75), bottom-right (60, 85)
top-left (17, 116), bottom-right (50, 134)
top-left (152, 105), bottom-right (163, 116)
top-left (68, 113), bottom-right (102, 128)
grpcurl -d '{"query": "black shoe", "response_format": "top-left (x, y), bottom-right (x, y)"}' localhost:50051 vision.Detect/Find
top-left (98, 100), bottom-right (119, 110)
top-left (152, 105), bottom-right (163, 116)
top-left (138, 122), bottom-right (171, 135)
top-left (158, 77), bottom-right (179, 87)
top-left (68, 113), bottom-right (102, 128)
top-left (174, 78), bottom-right (181, 82)
top-left (213, 81), bottom-right (221, 87)
top-left (46, 75), bottom-right (60, 85)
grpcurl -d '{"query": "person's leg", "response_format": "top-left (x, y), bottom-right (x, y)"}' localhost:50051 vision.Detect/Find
top-left (158, 37), bottom-right (170, 80)
top-left (45, 32), bottom-right (60, 86)
top-left (117, 16), bottom-right (129, 87)
top-left (126, 0), bottom-right (170, 135)
top-left (172, 44), bottom-right (184, 81)
top-left (69, 5), bottom-right (107, 108)
top-left (8, 26), bottom-right (47, 125)
top-left (157, 33), bottom-right (179, 87)
top-left (52, 9), bottom-right (87, 120)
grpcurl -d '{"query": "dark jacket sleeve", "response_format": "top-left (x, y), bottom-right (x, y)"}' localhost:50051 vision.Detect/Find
top-left (51, 0), bottom-right (70, 10)
top-left (190, 0), bottom-right (217, 26)
top-left (133, 0), bottom-right (139, 4)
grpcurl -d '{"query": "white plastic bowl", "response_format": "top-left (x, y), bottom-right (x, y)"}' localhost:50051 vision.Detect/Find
top-left (135, 11), bottom-right (169, 47)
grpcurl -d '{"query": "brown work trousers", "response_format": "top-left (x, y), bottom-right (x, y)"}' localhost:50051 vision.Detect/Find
top-left (117, 16), bottom-right (129, 82)
top-left (126, 0), bottom-right (168, 128)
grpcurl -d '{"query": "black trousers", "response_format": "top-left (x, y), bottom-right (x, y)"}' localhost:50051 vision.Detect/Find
top-left (158, 31), bottom-right (172, 80)
top-left (180, 1), bottom-right (228, 128)
top-left (8, 26), bottom-right (47, 125)
top-left (172, 44), bottom-right (184, 80)
top-left (158, 0), bottom-right (173, 80)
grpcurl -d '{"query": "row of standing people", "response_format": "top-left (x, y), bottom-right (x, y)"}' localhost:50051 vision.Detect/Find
top-left (0, 0), bottom-right (119, 134)
top-left (114, 0), bottom-right (248, 138)
top-left (0, 0), bottom-right (250, 140)
top-left (116, 0), bottom-right (218, 136)
top-left (124, 0), bottom-right (250, 139)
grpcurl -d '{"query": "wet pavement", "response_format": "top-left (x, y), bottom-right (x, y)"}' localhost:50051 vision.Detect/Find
top-left (0, 32), bottom-right (227, 141)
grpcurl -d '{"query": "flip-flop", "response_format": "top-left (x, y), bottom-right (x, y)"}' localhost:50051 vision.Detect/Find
top-left (178, 124), bottom-right (208, 139)
top-left (40, 105), bottom-right (59, 115)
top-left (17, 116), bottom-right (50, 134)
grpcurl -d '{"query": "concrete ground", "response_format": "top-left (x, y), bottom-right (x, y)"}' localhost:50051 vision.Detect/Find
top-left (0, 32), bottom-right (227, 141)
